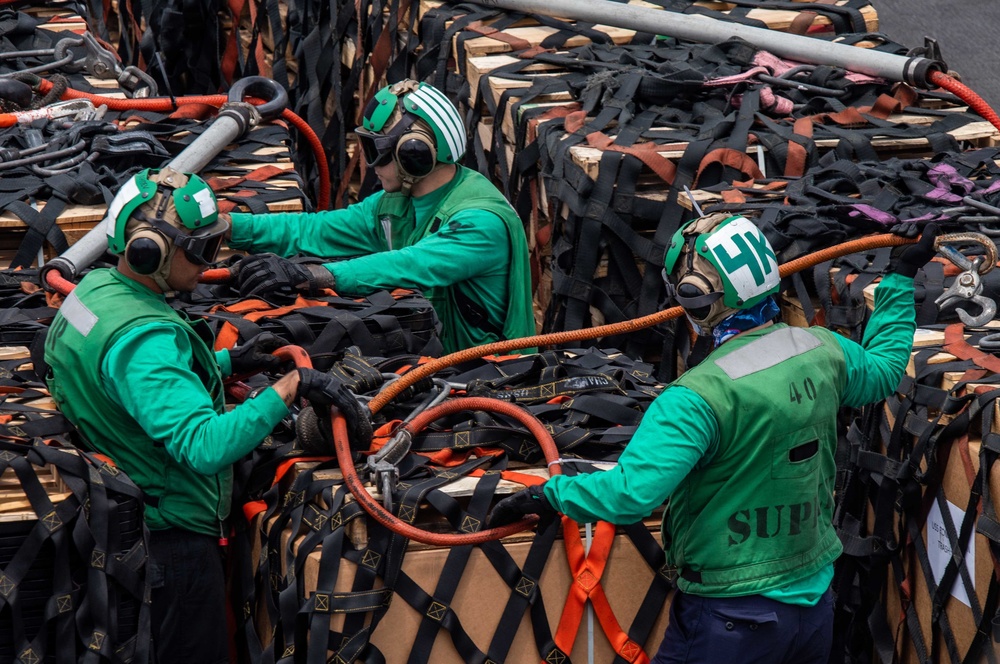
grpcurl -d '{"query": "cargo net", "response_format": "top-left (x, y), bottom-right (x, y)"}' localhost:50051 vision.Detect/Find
top-left (62, 0), bottom-right (882, 207)
top-left (0, 106), bottom-right (309, 269)
top-left (461, 34), bottom-right (998, 371)
top-left (832, 323), bottom-right (1000, 663)
top-left (701, 147), bottom-right (1000, 344)
top-left (229, 347), bottom-right (672, 663)
top-left (0, 440), bottom-right (151, 664)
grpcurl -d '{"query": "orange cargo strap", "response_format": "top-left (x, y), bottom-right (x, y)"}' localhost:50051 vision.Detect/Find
top-left (554, 518), bottom-right (649, 663)
top-left (944, 323), bottom-right (1000, 375)
top-left (210, 294), bottom-right (334, 322)
top-left (242, 455), bottom-right (333, 522)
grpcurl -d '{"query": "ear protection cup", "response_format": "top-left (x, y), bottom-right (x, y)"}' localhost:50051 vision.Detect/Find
top-left (125, 227), bottom-right (170, 275)
top-left (394, 127), bottom-right (436, 179)
top-left (676, 279), bottom-right (713, 323)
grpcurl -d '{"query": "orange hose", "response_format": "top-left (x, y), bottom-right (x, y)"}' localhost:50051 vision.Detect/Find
top-left (200, 267), bottom-right (232, 283)
top-left (366, 232), bottom-right (915, 414)
top-left (930, 70), bottom-right (1000, 135)
top-left (332, 397), bottom-right (558, 545)
top-left (273, 344), bottom-right (313, 369)
top-left (32, 78), bottom-right (331, 210)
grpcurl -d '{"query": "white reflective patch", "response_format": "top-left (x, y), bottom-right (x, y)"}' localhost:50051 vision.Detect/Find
top-left (193, 188), bottom-right (217, 218)
top-left (60, 290), bottom-right (99, 337)
top-left (714, 327), bottom-right (822, 380)
top-left (106, 177), bottom-right (142, 238)
top-left (704, 216), bottom-right (779, 302)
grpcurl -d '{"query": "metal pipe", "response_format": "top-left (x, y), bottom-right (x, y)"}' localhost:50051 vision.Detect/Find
top-left (40, 76), bottom-right (288, 286)
top-left (473, 0), bottom-right (946, 86)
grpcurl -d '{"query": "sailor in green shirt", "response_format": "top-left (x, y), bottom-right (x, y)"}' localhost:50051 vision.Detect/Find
top-left (44, 168), bottom-right (366, 664)
top-left (488, 213), bottom-right (940, 663)
top-left (229, 80), bottom-right (535, 354)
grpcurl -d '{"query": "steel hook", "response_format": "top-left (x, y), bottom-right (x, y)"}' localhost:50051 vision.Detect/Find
top-left (933, 232), bottom-right (999, 327)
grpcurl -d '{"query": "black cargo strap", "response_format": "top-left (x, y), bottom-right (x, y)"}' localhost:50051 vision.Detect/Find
top-left (0, 111), bottom-right (305, 268)
top-left (387, 349), bottom-right (663, 462)
top-left (188, 287), bottom-right (443, 371)
top-left (0, 441), bottom-right (151, 664)
top-left (833, 328), bottom-right (1000, 664)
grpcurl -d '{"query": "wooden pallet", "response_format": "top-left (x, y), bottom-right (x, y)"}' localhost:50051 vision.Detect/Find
top-left (0, 461), bottom-right (69, 522)
top-left (0, 344), bottom-right (71, 522)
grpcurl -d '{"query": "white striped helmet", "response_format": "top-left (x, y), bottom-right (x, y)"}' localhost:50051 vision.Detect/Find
top-left (358, 80), bottom-right (467, 167)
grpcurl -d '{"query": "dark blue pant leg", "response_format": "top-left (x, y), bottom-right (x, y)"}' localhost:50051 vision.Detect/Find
top-left (650, 589), bottom-right (834, 664)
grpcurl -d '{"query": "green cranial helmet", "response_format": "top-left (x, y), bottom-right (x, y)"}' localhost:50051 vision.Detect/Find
top-left (663, 212), bottom-right (780, 329)
top-left (107, 167), bottom-right (223, 255)
top-left (358, 79), bottom-right (467, 165)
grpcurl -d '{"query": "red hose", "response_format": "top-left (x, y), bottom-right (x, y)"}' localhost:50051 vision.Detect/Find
top-left (929, 70), bottom-right (1000, 135)
top-left (333, 397), bottom-right (560, 546)
top-left (44, 271), bottom-right (75, 296)
top-left (30, 78), bottom-right (331, 210)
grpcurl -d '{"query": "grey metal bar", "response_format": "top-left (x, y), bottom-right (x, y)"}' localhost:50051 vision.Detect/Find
top-left (473, 0), bottom-right (945, 86)
top-left (41, 76), bottom-right (288, 284)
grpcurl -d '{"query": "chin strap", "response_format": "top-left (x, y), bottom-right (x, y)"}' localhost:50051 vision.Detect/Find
top-left (150, 244), bottom-right (177, 293)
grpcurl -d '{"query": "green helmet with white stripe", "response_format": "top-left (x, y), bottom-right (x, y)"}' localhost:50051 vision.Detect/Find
top-left (663, 212), bottom-right (780, 329)
top-left (357, 80), bottom-right (467, 179)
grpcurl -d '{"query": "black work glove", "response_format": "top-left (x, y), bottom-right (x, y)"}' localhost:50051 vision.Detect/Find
top-left (296, 368), bottom-right (373, 450)
top-left (228, 332), bottom-right (288, 375)
top-left (889, 221), bottom-right (921, 239)
top-left (486, 484), bottom-right (556, 528)
top-left (237, 254), bottom-right (336, 298)
top-left (890, 223), bottom-right (940, 278)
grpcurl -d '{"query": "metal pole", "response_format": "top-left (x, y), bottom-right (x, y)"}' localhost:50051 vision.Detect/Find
top-left (473, 0), bottom-right (945, 86)
top-left (40, 76), bottom-right (288, 285)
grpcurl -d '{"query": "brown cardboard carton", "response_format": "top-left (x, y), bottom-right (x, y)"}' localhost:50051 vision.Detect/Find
top-left (885, 408), bottom-right (1000, 663)
top-left (258, 516), bottom-right (670, 661)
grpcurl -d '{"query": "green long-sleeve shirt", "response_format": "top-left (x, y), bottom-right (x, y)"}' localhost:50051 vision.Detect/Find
top-left (103, 322), bottom-right (289, 477)
top-left (229, 174), bottom-right (524, 353)
top-left (545, 272), bottom-right (916, 603)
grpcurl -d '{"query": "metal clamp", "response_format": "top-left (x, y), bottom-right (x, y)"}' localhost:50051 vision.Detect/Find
top-left (366, 429), bottom-right (413, 513)
top-left (933, 232), bottom-right (999, 327)
top-left (0, 36), bottom-right (82, 77)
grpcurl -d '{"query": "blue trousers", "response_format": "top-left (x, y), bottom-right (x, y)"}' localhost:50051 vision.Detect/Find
top-left (651, 588), bottom-right (834, 664)
top-left (149, 529), bottom-right (229, 664)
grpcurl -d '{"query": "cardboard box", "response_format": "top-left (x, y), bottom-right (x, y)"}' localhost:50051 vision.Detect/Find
top-left (250, 467), bottom-right (671, 663)
top-left (882, 402), bottom-right (1000, 663)
top-left (263, 522), bottom-right (671, 662)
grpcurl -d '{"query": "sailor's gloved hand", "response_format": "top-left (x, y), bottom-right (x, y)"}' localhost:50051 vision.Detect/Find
top-left (486, 484), bottom-right (556, 528)
top-left (237, 254), bottom-right (335, 298)
top-left (889, 221), bottom-right (921, 239)
top-left (890, 223), bottom-right (940, 278)
top-left (228, 332), bottom-right (288, 375)
top-left (296, 368), bottom-right (373, 449)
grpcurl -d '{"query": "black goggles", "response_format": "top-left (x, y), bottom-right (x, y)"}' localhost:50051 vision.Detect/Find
top-left (149, 216), bottom-right (229, 267)
top-left (176, 227), bottom-right (227, 266)
top-left (356, 114), bottom-right (418, 167)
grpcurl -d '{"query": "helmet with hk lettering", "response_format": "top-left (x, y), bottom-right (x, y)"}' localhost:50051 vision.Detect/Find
top-left (663, 212), bottom-right (780, 329)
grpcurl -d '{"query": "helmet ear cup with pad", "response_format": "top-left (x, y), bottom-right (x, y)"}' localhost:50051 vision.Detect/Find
top-left (394, 126), bottom-right (437, 179)
top-left (124, 225), bottom-right (170, 276)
